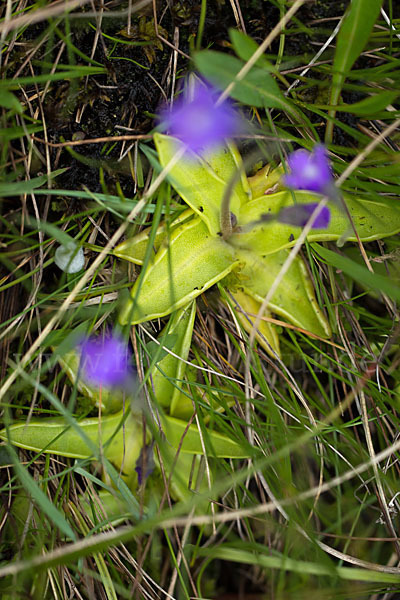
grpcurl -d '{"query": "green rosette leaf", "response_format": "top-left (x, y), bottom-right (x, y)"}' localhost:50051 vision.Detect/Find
top-left (154, 133), bottom-right (247, 235)
top-left (234, 191), bottom-right (400, 255)
top-left (113, 208), bottom-right (194, 265)
top-left (150, 301), bottom-right (196, 410)
top-left (224, 287), bottom-right (281, 358)
top-left (162, 414), bottom-right (250, 458)
top-left (119, 217), bottom-right (238, 325)
top-left (0, 411), bottom-right (143, 472)
top-left (234, 248), bottom-right (331, 339)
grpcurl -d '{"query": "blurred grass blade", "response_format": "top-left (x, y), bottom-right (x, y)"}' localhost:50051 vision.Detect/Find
top-left (194, 50), bottom-right (289, 110)
top-left (314, 243), bottom-right (400, 302)
top-left (198, 546), bottom-right (400, 584)
top-left (326, 0), bottom-right (384, 141)
top-left (314, 90), bottom-right (398, 116)
top-left (0, 170), bottom-right (66, 196)
top-left (2, 68), bottom-right (105, 88)
top-left (0, 87), bottom-right (23, 113)
top-left (0, 124), bottom-right (43, 142)
top-left (4, 434), bottom-right (77, 541)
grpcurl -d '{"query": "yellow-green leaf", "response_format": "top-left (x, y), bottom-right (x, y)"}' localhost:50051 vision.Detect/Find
top-left (234, 248), bottom-right (331, 338)
top-left (225, 287), bottom-right (280, 357)
top-left (162, 414), bottom-right (250, 458)
top-left (151, 301), bottom-right (196, 409)
top-left (113, 208), bottom-right (194, 265)
top-left (247, 163), bottom-right (284, 198)
top-left (119, 217), bottom-right (238, 325)
top-left (234, 191), bottom-right (400, 256)
top-left (154, 133), bottom-right (245, 235)
top-left (0, 412), bottom-right (142, 472)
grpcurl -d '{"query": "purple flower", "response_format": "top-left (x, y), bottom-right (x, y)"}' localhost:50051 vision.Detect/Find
top-left (283, 145), bottom-right (333, 195)
top-left (277, 202), bottom-right (331, 229)
top-left (79, 333), bottom-right (132, 388)
top-left (158, 82), bottom-right (241, 154)
top-left (135, 442), bottom-right (155, 485)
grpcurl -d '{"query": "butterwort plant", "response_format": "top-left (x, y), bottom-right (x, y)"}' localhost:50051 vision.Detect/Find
top-left (115, 125), bottom-right (400, 358)
top-left (1, 313), bottom-right (250, 506)
top-left (115, 79), bottom-right (400, 356)
top-left (4, 99), bottom-right (400, 518)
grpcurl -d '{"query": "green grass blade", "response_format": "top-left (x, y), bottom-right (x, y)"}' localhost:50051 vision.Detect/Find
top-left (326, 0), bottom-right (384, 141)
top-left (194, 50), bottom-right (289, 110)
top-left (4, 433), bottom-right (77, 541)
top-left (0, 170), bottom-right (66, 195)
top-left (198, 546), bottom-right (400, 584)
top-left (314, 243), bottom-right (400, 302)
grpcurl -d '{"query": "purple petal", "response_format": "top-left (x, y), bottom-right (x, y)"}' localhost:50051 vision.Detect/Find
top-left (283, 145), bottom-right (333, 194)
top-left (278, 203), bottom-right (331, 229)
top-left (80, 333), bottom-right (132, 388)
top-left (158, 82), bottom-right (241, 154)
top-left (313, 205), bottom-right (331, 228)
top-left (135, 442), bottom-right (155, 485)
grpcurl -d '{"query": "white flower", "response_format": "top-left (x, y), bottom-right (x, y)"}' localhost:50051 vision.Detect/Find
top-left (55, 242), bottom-right (84, 273)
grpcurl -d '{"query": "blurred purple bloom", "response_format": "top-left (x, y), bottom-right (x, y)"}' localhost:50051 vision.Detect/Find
top-left (158, 82), bottom-right (241, 154)
top-left (80, 333), bottom-right (132, 388)
top-left (277, 202), bottom-right (331, 229)
top-left (283, 145), bottom-right (333, 194)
